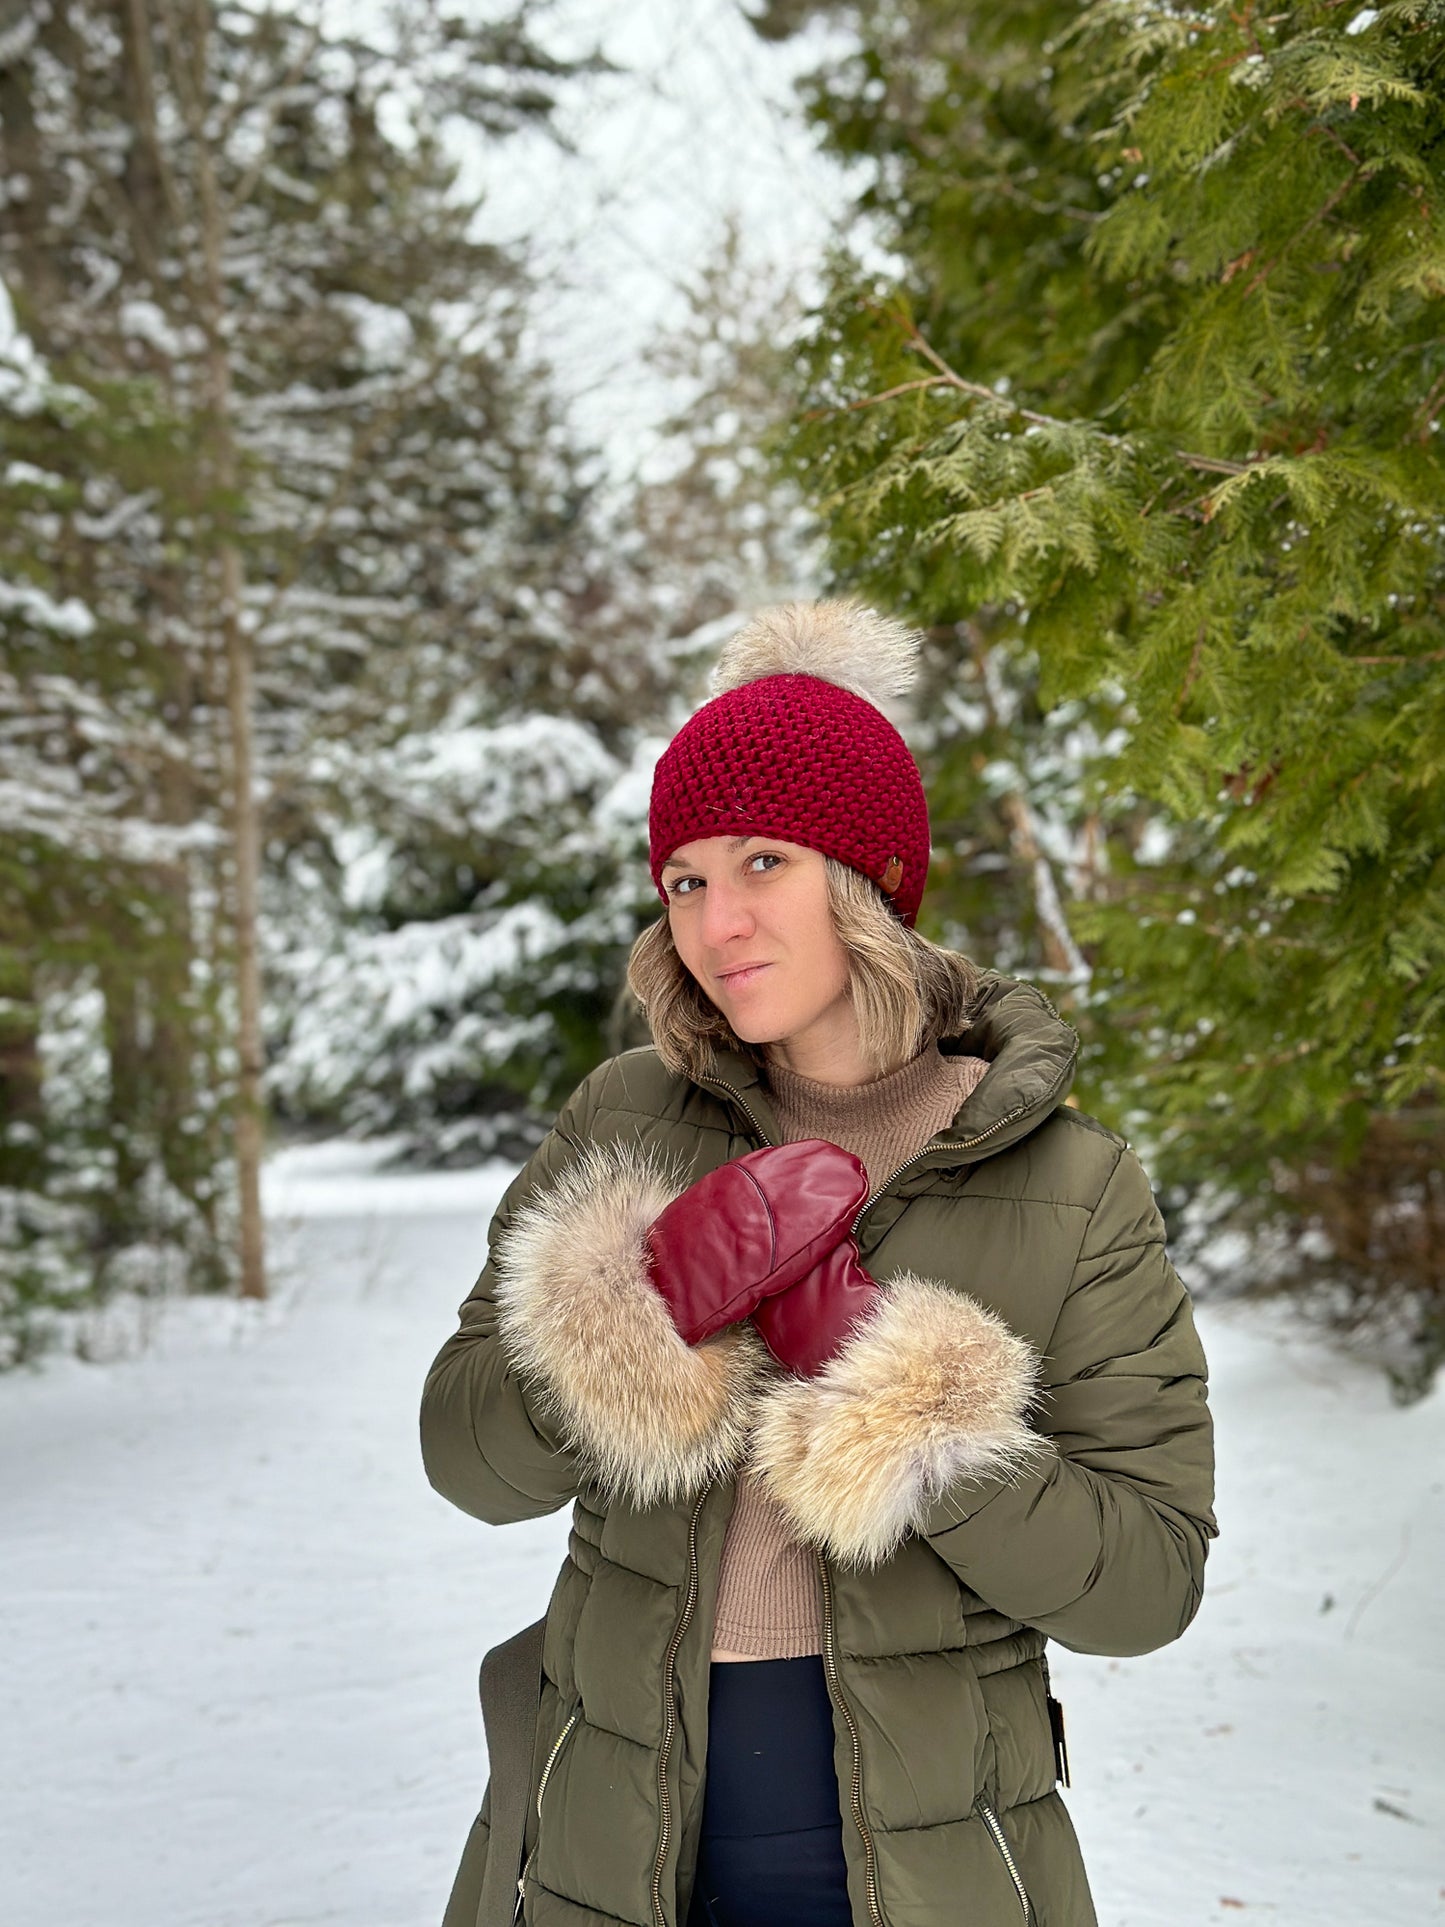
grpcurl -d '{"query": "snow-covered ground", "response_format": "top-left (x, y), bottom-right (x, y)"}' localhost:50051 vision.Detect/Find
top-left (2, 1141), bottom-right (1442, 1926)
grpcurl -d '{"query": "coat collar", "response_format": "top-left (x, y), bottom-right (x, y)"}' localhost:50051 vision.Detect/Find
top-left (698, 970), bottom-right (1079, 1167)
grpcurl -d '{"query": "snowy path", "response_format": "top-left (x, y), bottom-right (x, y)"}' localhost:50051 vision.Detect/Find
top-left (2, 1142), bottom-right (1441, 1926)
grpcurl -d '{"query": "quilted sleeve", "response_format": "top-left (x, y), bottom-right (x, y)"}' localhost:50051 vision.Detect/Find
top-left (920, 1144), bottom-right (1219, 1657)
top-left (418, 1070), bottom-right (605, 1525)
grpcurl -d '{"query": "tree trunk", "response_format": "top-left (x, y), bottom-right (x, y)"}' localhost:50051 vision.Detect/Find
top-left (190, 4), bottom-right (266, 1300)
top-left (964, 624), bottom-right (1090, 983)
top-left (219, 534), bottom-right (267, 1299)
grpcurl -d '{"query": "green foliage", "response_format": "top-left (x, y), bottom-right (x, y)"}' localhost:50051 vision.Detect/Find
top-left (763, 0), bottom-right (1445, 1385)
top-left (0, 328), bottom-right (232, 1351)
top-left (3, 12), bottom-right (825, 1310)
top-left (772, 0), bottom-right (1445, 1157)
top-left (0, 0), bottom-right (626, 1354)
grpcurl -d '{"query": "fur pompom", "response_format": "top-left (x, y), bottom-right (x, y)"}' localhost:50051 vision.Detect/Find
top-left (748, 1274), bottom-right (1055, 1569)
top-left (492, 1140), bottom-right (771, 1509)
top-left (710, 598), bottom-right (922, 708)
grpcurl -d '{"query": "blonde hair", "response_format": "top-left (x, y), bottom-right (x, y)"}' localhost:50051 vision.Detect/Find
top-left (625, 857), bottom-right (981, 1083)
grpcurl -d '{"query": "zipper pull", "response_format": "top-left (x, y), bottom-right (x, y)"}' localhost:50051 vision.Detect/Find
top-left (1046, 1692), bottom-right (1070, 1788)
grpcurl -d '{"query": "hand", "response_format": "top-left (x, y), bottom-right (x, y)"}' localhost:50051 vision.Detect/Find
top-left (643, 1139), bottom-right (867, 1347)
top-left (752, 1237), bottom-right (882, 1377)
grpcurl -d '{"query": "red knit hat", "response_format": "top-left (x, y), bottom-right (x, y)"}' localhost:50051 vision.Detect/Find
top-left (648, 600), bottom-right (931, 926)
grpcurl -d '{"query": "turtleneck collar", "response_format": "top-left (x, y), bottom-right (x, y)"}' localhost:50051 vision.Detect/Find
top-left (762, 1044), bottom-right (990, 1194)
top-left (765, 1042), bottom-right (967, 1128)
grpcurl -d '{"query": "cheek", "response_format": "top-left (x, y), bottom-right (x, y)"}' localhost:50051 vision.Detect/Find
top-left (667, 912), bottom-right (700, 979)
top-left (796, 903), bottom-right (849, 996)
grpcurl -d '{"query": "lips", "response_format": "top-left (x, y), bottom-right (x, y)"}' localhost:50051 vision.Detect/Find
top-left (716, 962), bottom-right (772, 987)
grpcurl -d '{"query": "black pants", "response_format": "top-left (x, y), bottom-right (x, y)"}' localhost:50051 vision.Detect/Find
top-left (685, 1655), bottom-right (854, 1927)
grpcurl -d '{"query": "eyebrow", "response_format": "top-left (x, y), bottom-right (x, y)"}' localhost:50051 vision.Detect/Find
top-left (661, 836), bottom-right (757, 873)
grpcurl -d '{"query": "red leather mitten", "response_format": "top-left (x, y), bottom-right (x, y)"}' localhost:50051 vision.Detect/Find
top-left (643, 1139), bottom-right (868, 1348)
top-left (752, 1237), bottom-right (882, 1377)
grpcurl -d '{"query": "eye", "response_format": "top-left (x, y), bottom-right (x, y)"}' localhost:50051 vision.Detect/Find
top-left (667, 851), bottom-right (783, 898)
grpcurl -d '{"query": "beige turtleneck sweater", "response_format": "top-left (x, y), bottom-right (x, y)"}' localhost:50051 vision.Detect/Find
top-left (709, 1043), bottom-right (991, 1661)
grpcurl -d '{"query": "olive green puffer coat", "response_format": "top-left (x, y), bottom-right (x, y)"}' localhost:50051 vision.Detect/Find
top-left (421, 973), bottom-right (1218, 1927)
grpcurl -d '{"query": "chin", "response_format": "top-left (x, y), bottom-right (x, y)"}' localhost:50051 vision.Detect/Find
top-left (717, 1000), bottom-right (793, 1047)
top-left (725, 1015), bottom-right (789, 1047)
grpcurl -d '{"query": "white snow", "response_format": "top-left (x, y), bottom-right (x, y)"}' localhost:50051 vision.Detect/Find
top-left (2, 1143), bottom-right (1442, 1926)
top-left (0, 574), bottom-right (97, 637)
top-left (0, 276), bottom-right (54, 414)
top-left (388, 716), bottom-right (622, 825)
top-left (270, 903), bottom-right (565, 1115)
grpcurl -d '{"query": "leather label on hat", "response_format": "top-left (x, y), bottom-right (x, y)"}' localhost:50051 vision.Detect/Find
top-left (878, 854), bottom-right (905, 895)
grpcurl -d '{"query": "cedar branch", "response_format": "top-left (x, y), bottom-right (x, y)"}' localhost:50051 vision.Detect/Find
top-left (845, 309), bottom-right (1255, 478)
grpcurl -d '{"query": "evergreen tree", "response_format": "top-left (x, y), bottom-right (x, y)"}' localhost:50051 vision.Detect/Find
top-left (266, 225), bottom-right (832, 1156)
top-left (758, 0), bottom-right (1445, 1393)
top-left (3, 2), bottom-right (824, 1287)
top-left (0, 1), bottom-right (627, 1341)
top-left (0, 288), bottom-right (232, 1360)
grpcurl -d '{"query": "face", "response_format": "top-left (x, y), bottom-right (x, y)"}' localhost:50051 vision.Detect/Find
top-left (660, 834), bottom-right (855, 1061)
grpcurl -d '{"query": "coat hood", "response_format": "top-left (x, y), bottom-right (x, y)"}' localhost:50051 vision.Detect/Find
top-left (696, 969), bottom-right (1080, 1165)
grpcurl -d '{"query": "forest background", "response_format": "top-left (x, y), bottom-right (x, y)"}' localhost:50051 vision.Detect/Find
top-left (2, 0), bottom-right (1442, 1401)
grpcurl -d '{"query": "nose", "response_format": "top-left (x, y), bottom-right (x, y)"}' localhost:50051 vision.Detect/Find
top-left (699, 874), bottom-right (755, 951)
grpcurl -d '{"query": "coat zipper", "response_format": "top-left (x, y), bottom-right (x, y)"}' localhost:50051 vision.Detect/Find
top-left (1039, 1649), bottom-right (1070, 1788)
top-left (699, 1077), bottom-right (774, 1150)
top-left (650, 1482), bottom-right (708, 1927)
top-left (975, 1795), bottom-right (1034, 1923)
top-left (514, 1707), bottom-right (579, 1920)
top-left (703, 1076), bottom-right (887, 1924)
top-left (848, 1143), bottom-right (936, 1234)
top-left (817, 1551), bottom-right (886, 1927)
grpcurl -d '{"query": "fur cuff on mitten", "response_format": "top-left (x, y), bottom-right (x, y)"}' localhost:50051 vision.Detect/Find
top-left (492, 1141), bottom-right (771, 1509)
top-left (749, 1275), bottom-right (1055, 1569)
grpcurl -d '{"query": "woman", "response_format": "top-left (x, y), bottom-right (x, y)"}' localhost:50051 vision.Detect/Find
top-left (421, 599), bottom-right (1218, 1927)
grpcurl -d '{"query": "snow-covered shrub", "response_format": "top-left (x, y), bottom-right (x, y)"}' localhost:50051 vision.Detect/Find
top-left (266, 725), bottom-right (664, 1163)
